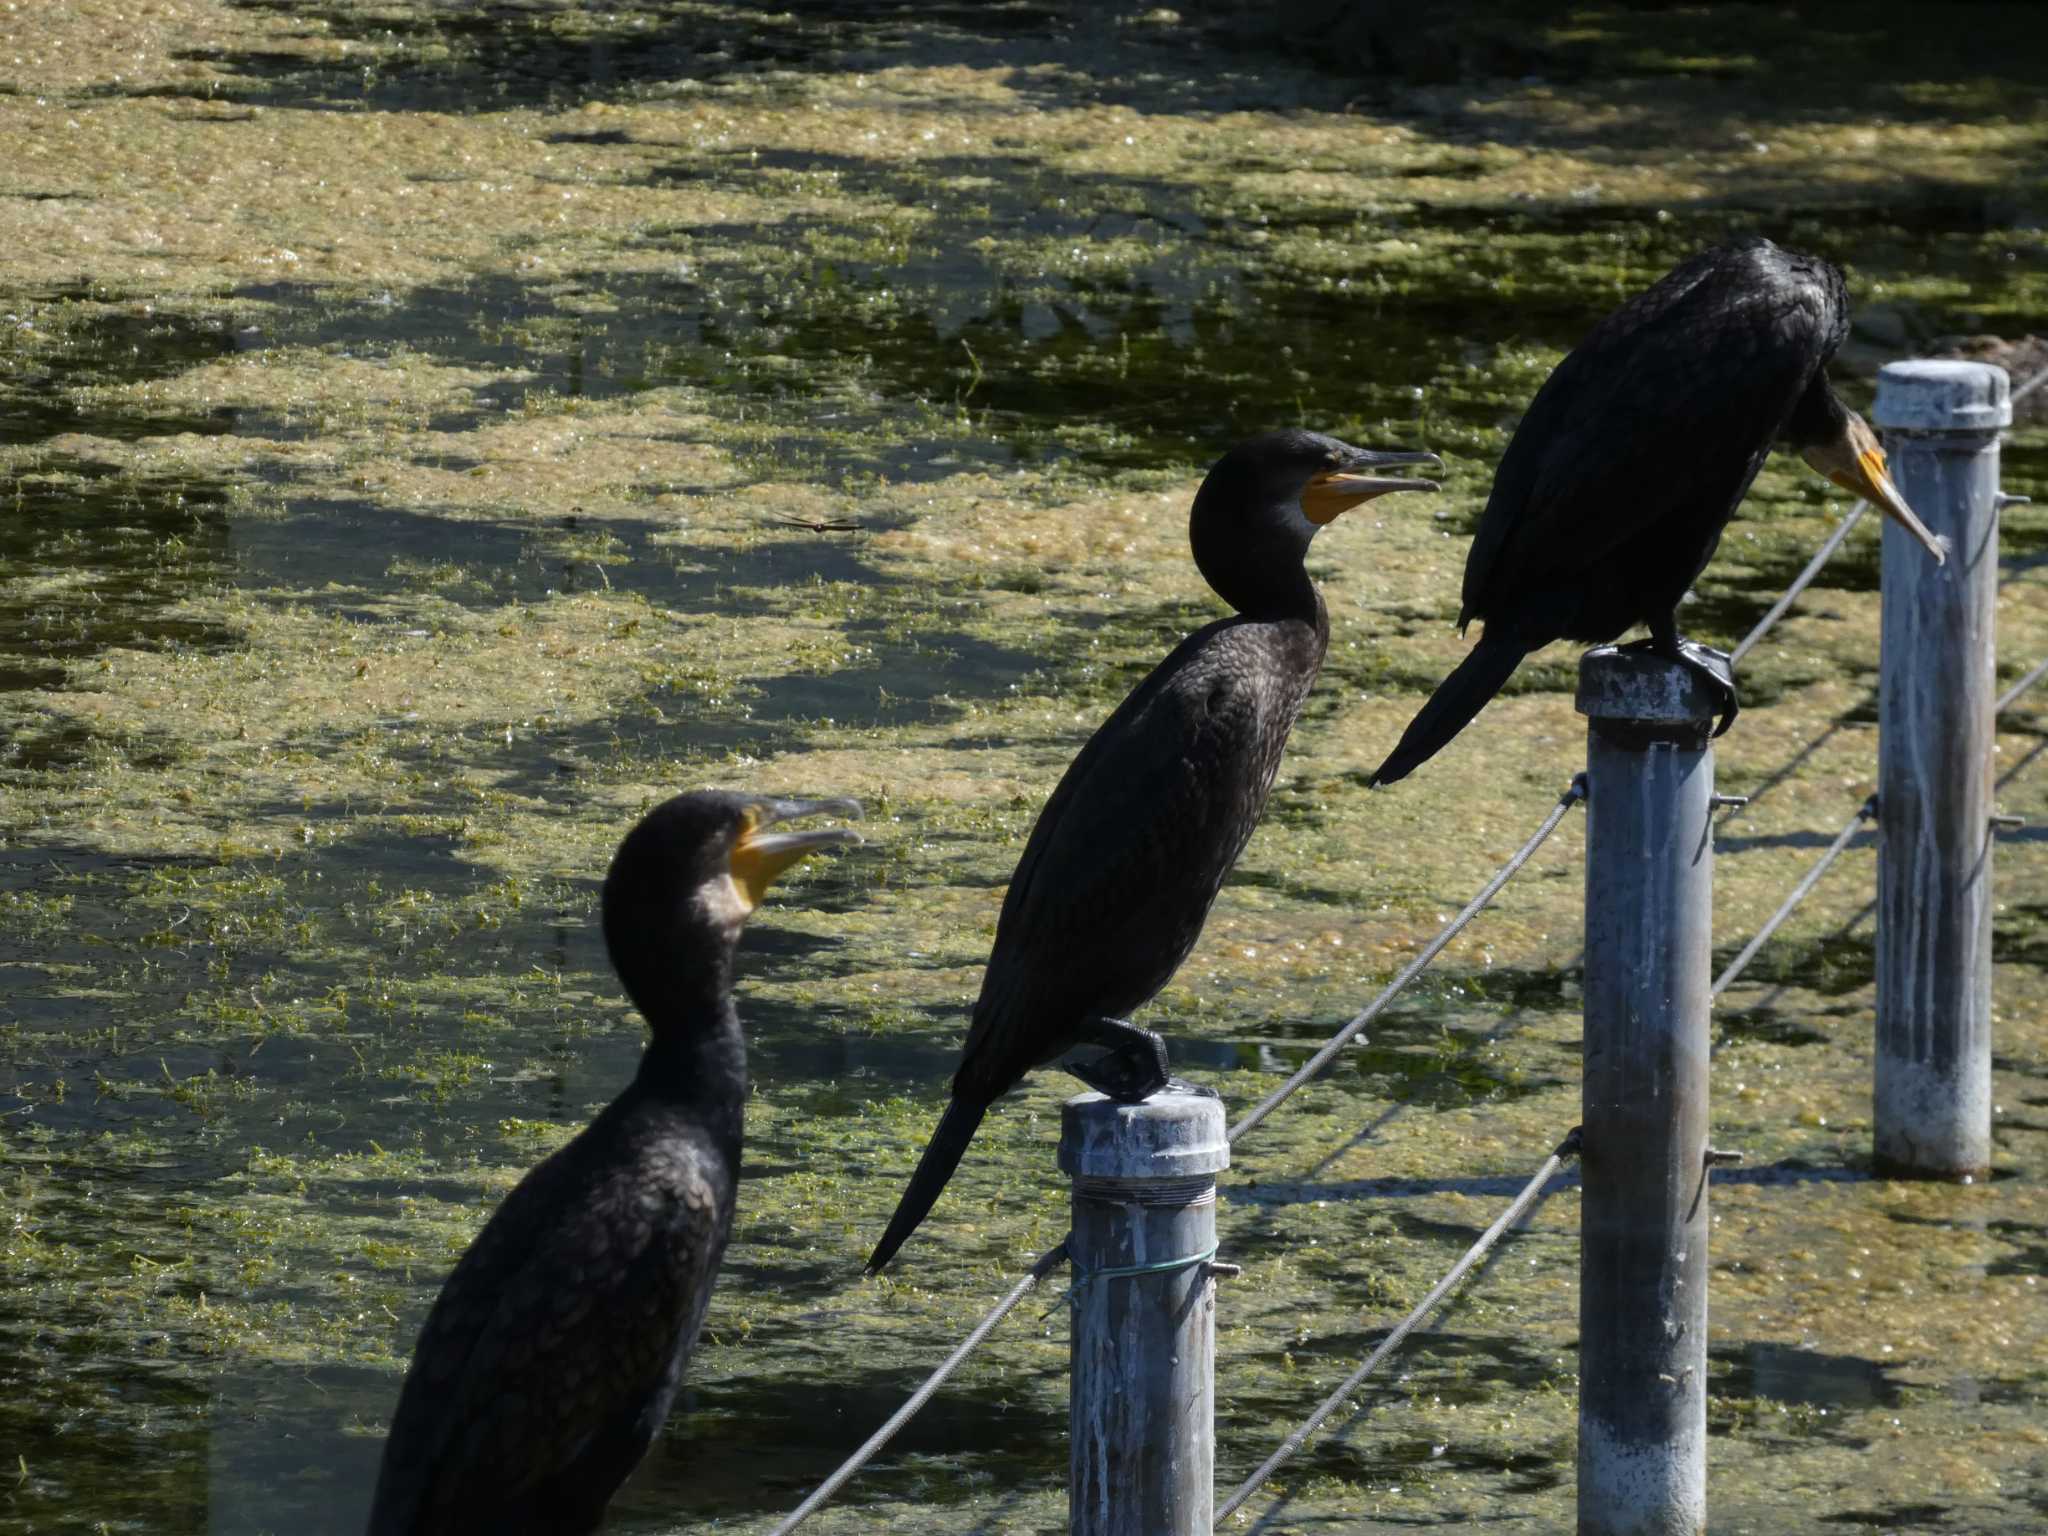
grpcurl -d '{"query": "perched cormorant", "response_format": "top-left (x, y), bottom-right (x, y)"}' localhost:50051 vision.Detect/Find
top-left (867, 431), bottom-right (1440, 1271)
top-left (367, 792), bottom-right (860, 1536)
top-left (1369, 237), bottom-right (1948, 787)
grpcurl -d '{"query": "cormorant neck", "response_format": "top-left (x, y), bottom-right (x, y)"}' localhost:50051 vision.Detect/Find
top-left (635, 1000), bottom-right (748, 1124)
top-left (613, 925), bottom-right (750, 1118)
top-left (1784, 367), bottom-right (1849, 449)
top-left (1189, 496), bottom-right (1321, 622)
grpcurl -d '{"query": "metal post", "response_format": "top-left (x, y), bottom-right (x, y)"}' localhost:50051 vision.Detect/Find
top-left (1061, 1084), bottom-right (1227, 1536)
top-left (1872, 360), bottom-right (2008, 1181)
top-left (1576, 647), bottom-right (1716, 1536)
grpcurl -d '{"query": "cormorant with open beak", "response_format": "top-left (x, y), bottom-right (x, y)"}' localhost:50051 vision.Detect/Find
top-left (369, 793), bottom-right (861, 1536)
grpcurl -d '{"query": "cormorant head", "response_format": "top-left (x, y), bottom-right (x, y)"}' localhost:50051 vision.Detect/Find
top-left (1797, 400), bottom-right (1948, 565)
top-left (1191, 429), bottom-right (1441, 616)
top-left (602, 791), bottom-right (862, 1013)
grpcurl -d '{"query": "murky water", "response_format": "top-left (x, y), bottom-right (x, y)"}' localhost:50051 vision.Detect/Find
top-left (3, 3), bottom-right (2047, 1533)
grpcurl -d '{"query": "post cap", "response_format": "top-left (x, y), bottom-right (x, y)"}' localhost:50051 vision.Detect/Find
top-left (1873, 360), bottom-right (2011, 432)
top-left (1059, 1082), bottom-right (1229, 1180)
top-left (1576, 645), bottom-right (1723, 726)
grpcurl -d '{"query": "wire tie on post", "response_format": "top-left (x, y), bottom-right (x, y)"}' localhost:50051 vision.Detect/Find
top-left (1991, 813), bottom-right (2025, 830)
top-left (1703, 1147), bottom-right (1744, 1168)
top-left (1046, 1242), bottom-right (1221, 1317)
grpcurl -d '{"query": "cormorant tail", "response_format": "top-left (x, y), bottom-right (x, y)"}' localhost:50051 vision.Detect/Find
top-left (1369, 630), bottom-right (1530, 787)
top-left (867, 1096), bottom-right (986, 1273)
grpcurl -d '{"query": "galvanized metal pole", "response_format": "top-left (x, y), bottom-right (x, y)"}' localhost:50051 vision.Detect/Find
top-left (1576, 647), bottom-right (1717, 1536)
top-left (1061, 1084), bottom-right (1227, 1536)
top-left (1871, 360), bottom-right (2008, 1182)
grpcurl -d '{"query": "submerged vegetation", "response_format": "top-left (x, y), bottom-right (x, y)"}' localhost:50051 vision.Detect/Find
top-left (1, 2), bottom-right (2045, 1531)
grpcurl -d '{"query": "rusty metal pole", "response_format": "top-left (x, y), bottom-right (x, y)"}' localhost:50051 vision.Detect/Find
top-left (1872, 360), bottom-right (2008, 1181)
top-left (1576, 646), bottom-right (1717, 1536)
top-left (1062, 1084), bottom-right (1227, 1536)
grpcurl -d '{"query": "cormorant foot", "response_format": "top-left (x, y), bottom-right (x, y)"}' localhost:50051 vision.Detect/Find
top-left (1616, 636), bottom-right (1739, 737)
top-left (1064, 1017), bottom-right (1172, 1103)
top-left (1674, 640), bottom-right (1739, 737)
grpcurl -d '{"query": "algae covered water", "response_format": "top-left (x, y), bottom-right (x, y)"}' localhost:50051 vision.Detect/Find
top-left (2, 4), bottom-right (2046, 1532)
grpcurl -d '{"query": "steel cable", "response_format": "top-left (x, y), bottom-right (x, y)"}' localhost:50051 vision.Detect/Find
top-left (1730, 503), bottom-right (1867, 666)
top-left (1216, 1127), bottom-right (1583, 1521)
top-left (1997, 655), bottom-right (2048, 715)
top-left (762, 1241), bottom-right (1070, 1536)
top-left (1228, 774), bottom-right (1587, 1144)
top-left (1710, 798), bottom-right (1876, 1004)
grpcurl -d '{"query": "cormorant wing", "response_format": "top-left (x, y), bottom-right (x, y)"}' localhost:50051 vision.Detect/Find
top-left (952, 618), bottom-right (1282, 1098)
top-left (1462, 244), bottom-right (1837, 626)
top-left (367, 1121), bottom-right (725, 1534)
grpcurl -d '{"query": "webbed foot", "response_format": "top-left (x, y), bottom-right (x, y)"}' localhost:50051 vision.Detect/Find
top-left (1675, 639), bottom-right (1738, 737)
top-left (1619, 635), bottom-right (1739, 737)
top-left (1063, 1017), bottom-right (1172, 1103)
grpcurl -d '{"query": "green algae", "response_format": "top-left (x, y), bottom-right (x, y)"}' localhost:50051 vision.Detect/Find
top-left (1, 2), bottom-right (2047, 1533)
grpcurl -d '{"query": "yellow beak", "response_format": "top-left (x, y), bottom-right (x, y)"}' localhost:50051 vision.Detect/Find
top-left (1301, 456), bottom-right (1443, 526)
top-left (1829, 446), bottom-right (1948, 565)
top-left (729, 798), bottom-right (863, 910)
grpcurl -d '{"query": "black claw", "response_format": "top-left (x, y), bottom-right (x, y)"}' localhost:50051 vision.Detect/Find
top-left (1614, 634), bottom-right (1739, 735)
top-left (1675, 640), bottom-right (1739, 737)
top-left (1064, 1017), bottom-right (1172, 1103)
top-left (1065, 1054), bottom-right (1153, 1102)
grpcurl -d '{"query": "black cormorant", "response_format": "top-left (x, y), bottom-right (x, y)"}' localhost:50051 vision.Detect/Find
top-left (867, 430), bottom-right (1439, 1271)
top-left (1369, 237), bottom-right (1947, 787)
top-left (367, 792), bottom-right (860, 1536)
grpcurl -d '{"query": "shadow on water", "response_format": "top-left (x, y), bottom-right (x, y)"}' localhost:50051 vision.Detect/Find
top-left (225, 177), bottom-right (2039, 497)
top-left (1713, 1341), bottom-right (1902, 1411)
top-left (0, 459), bottom-right (241, 702)
top-left (0, 297), bottom-right (243, 443)
top-left (10, 1347), bottom-right (1064, 1534)
top-left (1218, 1330), bottom-right (1571, 1501)
top-left (1815, 1504), bottom-right (1977, 1531)
top-left (620, 1370), bottom-right (1067, 1519)
top-left (0, 296), bottom-right (250, 714)
top-left (3, 105), bottom-right (2025, 735)
top-left (179, 1), bottom-right (1362, 120)
top-left (231, 495), bottom-right (885, 614)
top-left (0, 1319), bottom-right (215, 1532)
top-left (179, 1), bottom-right (833, 113)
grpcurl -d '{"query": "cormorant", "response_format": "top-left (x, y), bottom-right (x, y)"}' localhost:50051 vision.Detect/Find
top-left (1369, 237), bottom-right (1948, 787)
top-left (367, 792), bottom-right (860, 1536)
top-left (867, 430), bottom-right (1440, 1271)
